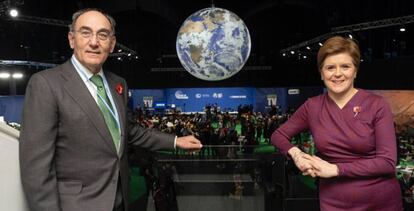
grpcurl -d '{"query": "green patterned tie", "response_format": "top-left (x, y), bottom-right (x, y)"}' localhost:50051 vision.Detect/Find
top-left (90, 75), bottom-right (120, 153)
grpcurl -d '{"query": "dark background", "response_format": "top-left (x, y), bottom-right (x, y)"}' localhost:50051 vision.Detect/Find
top-left (0, 0), bottom-right (414, 95)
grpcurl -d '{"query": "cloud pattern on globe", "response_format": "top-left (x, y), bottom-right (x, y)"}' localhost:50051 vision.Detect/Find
top-left (176, 7), bottom-right (251, 81)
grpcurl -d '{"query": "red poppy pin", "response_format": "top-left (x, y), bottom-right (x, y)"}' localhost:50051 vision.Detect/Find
top-left (353, 106), bottom-right (361, 117)
top-left (115, 83), bottom-right (123, 95)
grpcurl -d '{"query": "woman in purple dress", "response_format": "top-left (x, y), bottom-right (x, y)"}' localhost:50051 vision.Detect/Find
top-left (271, 36), bottom-right (402, 211)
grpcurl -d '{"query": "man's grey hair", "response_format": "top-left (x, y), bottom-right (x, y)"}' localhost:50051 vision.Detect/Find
top-left (69, 8), bottom-right (116, 34)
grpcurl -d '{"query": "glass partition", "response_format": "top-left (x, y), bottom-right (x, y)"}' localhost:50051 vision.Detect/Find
top-left (129, 145), bottom-right (290, 211)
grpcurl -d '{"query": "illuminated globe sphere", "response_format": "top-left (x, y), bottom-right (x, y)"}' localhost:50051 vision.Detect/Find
top-left (176, 7), bottom-right (251, 81)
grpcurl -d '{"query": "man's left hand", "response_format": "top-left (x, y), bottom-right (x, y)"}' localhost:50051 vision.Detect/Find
top-left (176, 135), bottom-right (203, 150)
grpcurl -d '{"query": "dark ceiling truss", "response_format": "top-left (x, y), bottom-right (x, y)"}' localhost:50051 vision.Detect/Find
top-left (332, 15), bottom-right (414, 33)
top-left (0, 60), bottom-right (57, 69)
top-left (4, 14), bottom-right (138, 58)
top-left (280, 14), bottom-right (414, 55)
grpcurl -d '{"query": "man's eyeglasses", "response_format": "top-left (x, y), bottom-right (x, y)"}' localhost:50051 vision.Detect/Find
top-left (74, 29), bottom-right (113, 41)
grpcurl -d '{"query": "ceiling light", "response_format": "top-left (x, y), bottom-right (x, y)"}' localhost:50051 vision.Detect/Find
top-left (12, 73), bottom-right (23, 79)
top-left (400, 27), bottom-right (406, 32)
top-left (9, 8), bottom-right (19, 18)
top-left (348, 34), bottom-right (353, 39)
top-left (290, 51), bottom-right (295, 55)
top-left (0, 72), bottom-right (11, 79)
top-left (318, 42), bottom-right (323, 47)
top-left (306, 46), bottom-right (311, 50)
top-left (282, 53), bottom-right (286, 57)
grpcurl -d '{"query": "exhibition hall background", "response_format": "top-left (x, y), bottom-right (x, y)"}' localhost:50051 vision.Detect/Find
top-left (0, 86), bottom-right (323, 123)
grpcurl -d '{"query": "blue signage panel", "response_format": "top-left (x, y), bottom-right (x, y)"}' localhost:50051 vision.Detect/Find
top-left (165, 87), bottom-right (255, 112)
top-left (129, 89), bottom-right (165, 109)
top-left (255, 88), bottom-right (287, 113)
top-left (285, 87), bottom-right (324, 110)
top-left (0, 96), bottom-right (24, 123)
top-left (129, 87), bottom-right (324, 113)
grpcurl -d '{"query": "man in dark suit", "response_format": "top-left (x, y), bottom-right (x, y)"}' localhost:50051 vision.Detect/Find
top-left (19, 8), bottom-right (201, 211)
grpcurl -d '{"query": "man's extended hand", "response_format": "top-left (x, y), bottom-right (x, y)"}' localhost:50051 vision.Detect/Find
top-left (176, 135), bottom-right (203, 150)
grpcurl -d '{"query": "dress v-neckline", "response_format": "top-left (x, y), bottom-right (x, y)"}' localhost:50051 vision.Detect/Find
top-left (327, 89), bottom-right (360, 110)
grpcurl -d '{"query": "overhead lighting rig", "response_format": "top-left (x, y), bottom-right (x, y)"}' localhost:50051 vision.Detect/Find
top-left (1, 3), bottom-right (138, 61)
top-left (280, 14), bottom-right (414, 58)
top-left (0, 0), bottom-right (23, 17)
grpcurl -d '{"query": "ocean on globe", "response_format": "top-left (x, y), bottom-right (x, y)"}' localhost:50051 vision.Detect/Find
top-left (176, 7), bottom-right (251, 81)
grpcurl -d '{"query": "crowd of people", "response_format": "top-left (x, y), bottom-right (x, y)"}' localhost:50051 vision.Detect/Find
top-left (131, 104), bottom-right (293, 157)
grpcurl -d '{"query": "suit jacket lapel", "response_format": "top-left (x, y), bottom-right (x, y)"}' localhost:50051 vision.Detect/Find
top-left (106, 73), bottom-right (126, 157)
top-left (60, 61), bottom-right (118, 154)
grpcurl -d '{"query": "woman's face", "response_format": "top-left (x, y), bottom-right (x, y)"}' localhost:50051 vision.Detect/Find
top-left (321, 52), bottom-right (357, 97)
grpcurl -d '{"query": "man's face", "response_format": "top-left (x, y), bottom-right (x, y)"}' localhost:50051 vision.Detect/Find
top-left (68, 11), bottom-right (116, 74)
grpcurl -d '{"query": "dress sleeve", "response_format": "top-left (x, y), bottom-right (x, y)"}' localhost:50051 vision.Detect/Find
top-left (337, 98), bottom-right (397, 178)
top-left (271, 100), bottom-right (310, 156)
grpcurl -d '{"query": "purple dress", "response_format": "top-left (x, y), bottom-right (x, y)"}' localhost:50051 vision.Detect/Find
top-left (271, 89), bottom-right (402, 211)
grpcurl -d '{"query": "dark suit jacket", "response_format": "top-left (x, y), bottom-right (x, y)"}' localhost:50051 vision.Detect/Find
top-left (19, 60), bottom-right (175, 211)
top-left (399, 176), bottom-right (414, 197)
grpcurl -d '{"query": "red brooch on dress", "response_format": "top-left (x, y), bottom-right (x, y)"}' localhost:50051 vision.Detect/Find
top-left (353, 106), bottom-right (361, 117)
top-left (115, 83), bottom-right (123, 95)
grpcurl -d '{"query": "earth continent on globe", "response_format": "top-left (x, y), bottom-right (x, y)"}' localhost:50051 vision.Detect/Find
top-left (176, 7), bottom-right (251, 81)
